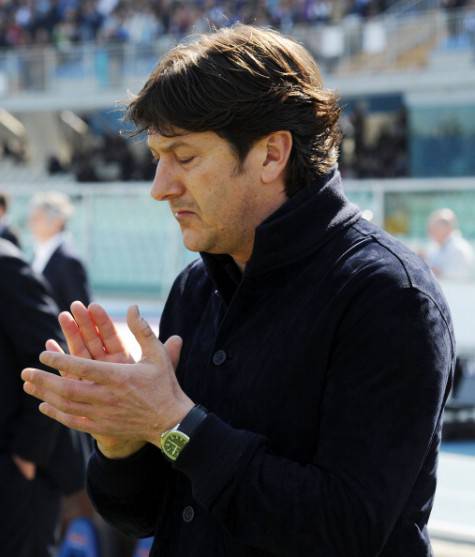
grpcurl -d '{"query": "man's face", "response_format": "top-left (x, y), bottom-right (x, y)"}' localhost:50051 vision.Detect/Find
top-left (28, 208), bottom-right (63, 242)
top-left (148, 130), bottom-right (266, 265)
top-left (428, 220), bottom-right (451, 246)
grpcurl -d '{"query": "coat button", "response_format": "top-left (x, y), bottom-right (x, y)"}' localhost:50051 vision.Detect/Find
top-left (182, 505), bottom-right (195, 523)
top-left (212, 350), bottom-right (227, 366)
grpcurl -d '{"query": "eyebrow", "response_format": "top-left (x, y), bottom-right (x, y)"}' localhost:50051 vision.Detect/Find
top-left (148, 139), bottom-right (193, 155)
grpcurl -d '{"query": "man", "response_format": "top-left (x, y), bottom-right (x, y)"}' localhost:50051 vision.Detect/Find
top-left (0, 239), bottom-right (85, 556)
top-left (0, 192), bottom-right (21, 248)
top-left (22, 25), bottom-right (454, 557)
top-left (427, 208), bottom-right (474, 281)
top-left (29, 191), bottom-right (91, 312)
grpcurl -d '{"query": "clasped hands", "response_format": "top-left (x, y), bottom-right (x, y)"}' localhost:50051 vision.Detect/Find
top-left (21, 302), bottom-right (194, 459)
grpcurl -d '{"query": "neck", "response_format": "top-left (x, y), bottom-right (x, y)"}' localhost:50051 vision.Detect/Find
top-left (38, 231), bottom-right (62, 245)
top-left (233, 259), bottom-right (246, 272)
top-left (229, 187), bottom-right (287, 272)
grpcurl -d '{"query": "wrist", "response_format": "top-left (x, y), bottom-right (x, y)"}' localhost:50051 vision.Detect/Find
top-left (160, 404), bottom-right (208, 462)
top-left (96, 439), bottom-right (146, 460)
top-left (150, 399), bottom-right (195, 449)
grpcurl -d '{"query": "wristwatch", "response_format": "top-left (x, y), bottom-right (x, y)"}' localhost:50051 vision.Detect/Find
top-left (160, 405), bottom-right (208, 462)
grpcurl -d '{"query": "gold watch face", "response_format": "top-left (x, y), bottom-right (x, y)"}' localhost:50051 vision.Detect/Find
top-left (162, 430), bottom-right (190, 461)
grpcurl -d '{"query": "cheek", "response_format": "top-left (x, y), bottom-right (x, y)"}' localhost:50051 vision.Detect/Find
top-left (189, 166), bottom-right (231, 215)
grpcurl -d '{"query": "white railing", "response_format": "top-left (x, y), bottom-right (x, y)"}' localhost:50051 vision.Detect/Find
top-left (3, 177), bottom-right (475, 353)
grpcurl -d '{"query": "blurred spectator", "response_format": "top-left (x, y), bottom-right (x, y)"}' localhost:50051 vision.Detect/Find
top-left (47, 154), bottom-right (67, 175)
top-left (427, 208), bottom-right (474, 281)
top-left (442, 0), bottom-right (471, 42)
top-left (2, 139), bottom-right (28, 164)
top-left (339, 106), bottom-right (408, 179)
top-left (29, 191), bottom-right (91, 312)
top-left (68, 129), bottom-right (152, 182)
top-left (0, 238), bottom-right (86, 557)
top-left (0, 192), bottom-right (21, 248)
top-left (0, 0), bottom-right (392, 49)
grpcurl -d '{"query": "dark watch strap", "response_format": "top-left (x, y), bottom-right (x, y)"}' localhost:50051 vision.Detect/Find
top-left (178, 404), bottom-right (208, 438)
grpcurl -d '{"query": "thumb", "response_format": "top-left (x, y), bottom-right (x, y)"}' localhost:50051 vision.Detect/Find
top-left (164, 335), bottom-right (183, 370)
top-left (127, 305), bottom-right (163, 361)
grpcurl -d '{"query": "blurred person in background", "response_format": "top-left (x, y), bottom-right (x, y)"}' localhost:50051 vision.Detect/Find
top-left (23, 25), bottom-right (454, 557)
top-left (0, 192), bottom-right (21, 248)
top-left (427, 208), bottom-right (474, 281)
top-left (0, 238), bottom-right (86, 557)
top-left (28, 192), bottom-right (125, 554)
top-left (29, 191), bottom-right (91, 312)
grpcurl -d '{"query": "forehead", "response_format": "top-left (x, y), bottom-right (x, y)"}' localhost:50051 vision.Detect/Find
top-left (146, 130), bottom-right (224, 152)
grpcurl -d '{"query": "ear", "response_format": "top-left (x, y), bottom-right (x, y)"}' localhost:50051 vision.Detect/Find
top-left (261, 131), bottom-right (293, 185)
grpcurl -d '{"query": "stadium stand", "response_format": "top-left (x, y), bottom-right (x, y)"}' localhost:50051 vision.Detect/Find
top-left (0, 0), bottom-right (396, 49)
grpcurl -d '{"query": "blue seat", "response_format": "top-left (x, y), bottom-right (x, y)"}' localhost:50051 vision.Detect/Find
top-left (133, 537), bottom-right (154, 557)
top-left (57, 517), bottom-right (101, 557)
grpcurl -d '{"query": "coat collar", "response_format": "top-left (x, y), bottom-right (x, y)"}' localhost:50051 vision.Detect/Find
top-left (201, 169), bottom-right (360, 296)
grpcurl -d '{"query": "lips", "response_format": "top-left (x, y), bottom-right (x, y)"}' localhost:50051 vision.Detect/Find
top-left (173, 209), bottom-right (197, 222)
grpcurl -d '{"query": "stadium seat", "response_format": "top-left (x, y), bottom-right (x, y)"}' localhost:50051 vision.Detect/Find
top-left (57, 517), bottom-right (101, 557)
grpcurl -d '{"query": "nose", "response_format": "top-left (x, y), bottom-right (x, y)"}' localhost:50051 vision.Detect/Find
top-left (150, 160), bottom-right (184, 201)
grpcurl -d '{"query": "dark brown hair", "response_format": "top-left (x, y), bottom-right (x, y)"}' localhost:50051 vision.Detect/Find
top-left (127, 25), bottom-right (341, 197)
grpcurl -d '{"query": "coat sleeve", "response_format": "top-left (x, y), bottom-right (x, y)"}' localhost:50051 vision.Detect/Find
top-left (86, 443), bottom-right (175, 538)
top-left (85, 269), bottom-right (192, 537)
top-left (0, 253), bottom-right (64, 466)
top-left (172, 285), bottom-right (454, 557)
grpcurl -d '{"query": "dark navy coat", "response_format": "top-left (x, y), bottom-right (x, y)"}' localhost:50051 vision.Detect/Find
top-left (0, 240), bottom-right (86, 497)
top-left (88, 170), bottom-right (454, 557)
top-left (42, 242), bottom-right (91, 313)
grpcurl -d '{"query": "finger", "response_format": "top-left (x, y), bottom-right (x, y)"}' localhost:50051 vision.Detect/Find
top-left (88, 303), bottom-right (130, 357)
top-left (164, 335), bottom-right (183, 370)
top-left (38, 403), bottom-right (101, 435)
top-left (38, 351), bottom-right (120, 383)
top-left (25, 381), bottom-right (94, 417)
top-left (70, 301), bottom-right (108, 360)
top-left (58, 311), bottom-right (92, 359)
top-left (127, 305), bottom-right (164, 362)
top-left (45, 339), bottom-right (64, 353)
top-left (45, 339), bottom-right (70, 377)
top-left (22, 368), bottom-right (108, 403)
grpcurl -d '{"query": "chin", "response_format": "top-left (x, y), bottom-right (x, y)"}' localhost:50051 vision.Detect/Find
top-left (182, 231), bottom-right (210, 253)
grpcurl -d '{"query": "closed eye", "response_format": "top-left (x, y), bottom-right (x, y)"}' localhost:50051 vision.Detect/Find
top-left (151, 155), bottom-right (194, 165)
top-left (177, 156), bottom-right (195, 165)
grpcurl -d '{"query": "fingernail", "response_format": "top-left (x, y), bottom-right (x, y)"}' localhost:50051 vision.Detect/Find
top-left (39, 350), bottom-right (55, 364)
top-left (24, 382), bottom-right (35, 394)
top-left (21, 369), bottom-right (31, 381)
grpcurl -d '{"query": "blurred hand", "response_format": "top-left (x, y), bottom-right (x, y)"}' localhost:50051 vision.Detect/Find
top-left (12, 454), bottom-right (36, 480)
top-left (23, 305), bottom-right (194, 459)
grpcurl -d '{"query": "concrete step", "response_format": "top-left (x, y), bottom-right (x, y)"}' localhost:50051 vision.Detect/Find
top-left (429, 49), bottom-right (474, 70)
